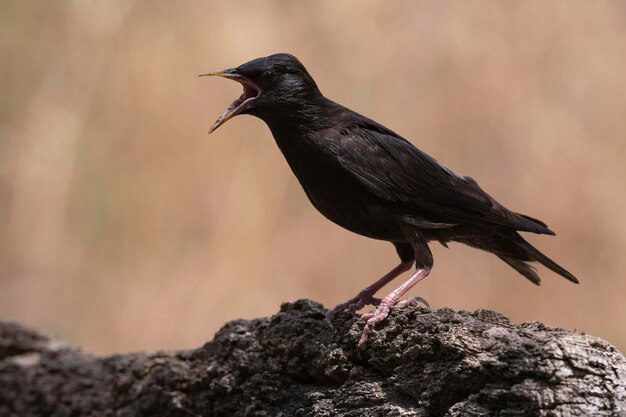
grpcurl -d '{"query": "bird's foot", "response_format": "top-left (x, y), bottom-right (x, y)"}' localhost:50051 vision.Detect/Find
top-left (358, 299), bottom-right (394, 349)
top-left (396, 295), bottom-right (430, 309)
top-left (325, 260), bottom-right (415, 326)
top-left (325, 291), bottom-right (381, 325)
top-left (357, 295), bottom-right (429, 349)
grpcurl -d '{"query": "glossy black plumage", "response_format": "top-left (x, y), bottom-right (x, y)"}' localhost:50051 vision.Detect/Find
top-left (203, 53), bottom-right (578, 343)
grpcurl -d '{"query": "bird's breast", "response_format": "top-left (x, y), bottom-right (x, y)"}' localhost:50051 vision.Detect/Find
top-left (271, 130), bottom-right (404, 241)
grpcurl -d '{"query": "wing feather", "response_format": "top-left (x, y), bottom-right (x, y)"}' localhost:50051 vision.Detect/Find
top-left (325, 117), bottom-right (553, 234)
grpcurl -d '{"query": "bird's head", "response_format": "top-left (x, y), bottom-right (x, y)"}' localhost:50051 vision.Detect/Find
top-left (201, 53), bottom-right (321, 133)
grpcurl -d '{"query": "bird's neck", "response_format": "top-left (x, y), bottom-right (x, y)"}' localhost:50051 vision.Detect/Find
top-left (260, 96), bottom-right (342, 137)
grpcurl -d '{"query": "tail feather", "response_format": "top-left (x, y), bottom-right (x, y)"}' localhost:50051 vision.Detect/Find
top-left (517, 213), bottom-right (555, 235)
top-left (498, 256), bottom-right (541, 285)
top-left (520, 240), bottom-right (579, 284)
top-left (463, 230), bottom-right (579, 284)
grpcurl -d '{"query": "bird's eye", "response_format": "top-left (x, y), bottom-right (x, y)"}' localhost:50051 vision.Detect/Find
top-left (263, 70), bottom-right (277, 82)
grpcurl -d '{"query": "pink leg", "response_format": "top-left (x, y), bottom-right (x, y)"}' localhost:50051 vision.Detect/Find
top-left (325, 260), bottom-right (414, 323)
top-left (358, 266), bottom-right (432, 349)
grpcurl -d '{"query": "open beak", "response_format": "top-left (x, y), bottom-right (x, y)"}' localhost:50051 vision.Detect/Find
top-left (199, 69), bottom-right (262, 134)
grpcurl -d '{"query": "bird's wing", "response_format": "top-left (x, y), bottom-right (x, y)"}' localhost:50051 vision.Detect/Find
top-left (326, 118), bottom-right (553, 234)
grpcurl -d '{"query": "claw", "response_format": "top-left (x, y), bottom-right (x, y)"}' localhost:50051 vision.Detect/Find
top-left (357, 295), bottom-right (430, 347)
top-left (357, 301), bottom-right (393, 349)
top-left (356, 267), bottom-right (432, 349)
top-left (325, 291), bottom-right (379, 325)
top-left (396, 295), bottom-right (430, 309)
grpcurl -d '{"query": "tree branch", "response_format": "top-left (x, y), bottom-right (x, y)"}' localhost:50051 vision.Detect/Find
top-left (1, 300), bottom-right (624, 416)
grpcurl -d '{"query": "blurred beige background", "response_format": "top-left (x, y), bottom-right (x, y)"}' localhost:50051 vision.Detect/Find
top-left (1, 1), bottom-right (625, 355)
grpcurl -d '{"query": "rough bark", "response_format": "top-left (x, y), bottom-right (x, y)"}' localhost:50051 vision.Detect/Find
top-left (0, 300), bottom-right (624, 417)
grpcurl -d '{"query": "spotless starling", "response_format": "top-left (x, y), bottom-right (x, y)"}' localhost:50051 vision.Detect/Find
top-left (201, 53), bottom-right (578, 348)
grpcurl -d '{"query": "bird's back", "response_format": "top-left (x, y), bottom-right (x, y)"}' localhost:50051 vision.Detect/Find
top-left (266, 100), bottom-right (553, 241)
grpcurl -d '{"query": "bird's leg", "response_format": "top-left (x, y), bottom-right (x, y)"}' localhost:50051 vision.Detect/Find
top-left (325, 260), bottom-right (414, 324)
top-left (358, 266), bottom-right (431, 349)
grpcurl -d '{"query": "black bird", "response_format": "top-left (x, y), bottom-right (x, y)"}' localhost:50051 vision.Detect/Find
top-left (201, 53), bottom-right (578, 347)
